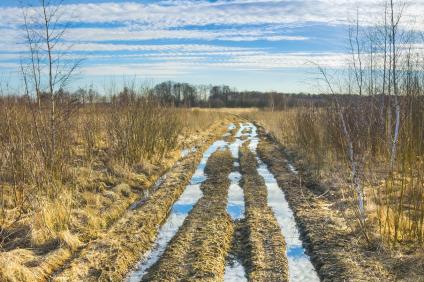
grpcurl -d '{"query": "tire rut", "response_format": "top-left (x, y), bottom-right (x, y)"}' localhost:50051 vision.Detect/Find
top-left (142, 149), bottom-right (234, 282)
top-left (239, 145), bottom-right (289, 282)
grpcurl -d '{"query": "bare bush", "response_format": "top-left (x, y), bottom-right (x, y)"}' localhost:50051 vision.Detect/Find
top-left (107, 87), bottom-right (182, 165)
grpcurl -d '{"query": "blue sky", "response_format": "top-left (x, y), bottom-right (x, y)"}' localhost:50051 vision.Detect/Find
top-left (0, 0), bottom-right (422, 93)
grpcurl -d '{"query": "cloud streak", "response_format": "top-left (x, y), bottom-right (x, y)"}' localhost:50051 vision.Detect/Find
top-left (0, 0), bottom-right (423, 92)
top-left (2, 1), bottom-right (423, 28)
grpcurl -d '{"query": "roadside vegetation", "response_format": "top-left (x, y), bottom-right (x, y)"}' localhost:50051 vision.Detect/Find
top-left (0, 87), bottom-right (227, 281)
top-left (1, 0), bottom-right (423, 281)
top-left (246, 0), bottom-right (424, 277)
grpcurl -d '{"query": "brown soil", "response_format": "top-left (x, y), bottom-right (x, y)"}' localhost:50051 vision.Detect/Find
top-left (256, 126), bottom-right (394, 281)
top-left (142, 149), bottom-right (234, 281)
top-left (240, 145), bottom-right (289, 282)
top-left (51, 122), bottom-right (231, 282)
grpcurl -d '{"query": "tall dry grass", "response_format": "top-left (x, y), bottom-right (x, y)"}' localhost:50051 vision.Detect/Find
top-left (251, 95), bottom-right (424, 248)
top-left (107, 96), bottom-right (181, 164)
top-left (0, 87), bottom-right (227, 281)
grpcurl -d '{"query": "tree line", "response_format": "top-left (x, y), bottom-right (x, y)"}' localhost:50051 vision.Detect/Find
top-left (1, 81), bottom-right (341, 110)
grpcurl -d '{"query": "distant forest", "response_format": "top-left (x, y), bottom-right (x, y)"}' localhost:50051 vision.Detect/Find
top-left (0, 80), bottom-right (341, 109)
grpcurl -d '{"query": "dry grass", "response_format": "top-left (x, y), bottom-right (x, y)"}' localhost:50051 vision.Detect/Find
top-left (190, 107), bottom-right (258, 115)
top-left (250, 103), bottom-right (424, 249)
top-left (51, 119), bottom-right (230, 281)
top-left (0, 94), bottom-right (231, 281)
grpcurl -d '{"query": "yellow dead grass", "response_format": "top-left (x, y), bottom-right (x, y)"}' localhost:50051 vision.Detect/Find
top-left (51, 120), bottom-right (233, 281)
top-left (0, 106), bottom-right (235, 282)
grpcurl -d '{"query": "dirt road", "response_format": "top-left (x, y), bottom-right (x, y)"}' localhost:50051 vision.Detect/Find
top-left (54, 121), bottom-right (392, 281)
top-left (126, 122), bottom-right (317, 282)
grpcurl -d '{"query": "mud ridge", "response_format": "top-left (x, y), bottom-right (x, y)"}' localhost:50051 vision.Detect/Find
top-left (142, 149), bottom-right (234, 281)
top-left (240, 145), bottom-right (289, 282)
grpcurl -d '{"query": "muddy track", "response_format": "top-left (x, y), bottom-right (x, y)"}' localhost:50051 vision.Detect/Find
top-left (142, 150), bottom-right (234, 281)
top-left (52, 123), bottom-right (230, 282)
top-left (55, 120), bottom-right (324, 281)
top-left (256, 126), bottom-right (393, 281)
top-left (240, 145), bottom-right (289, 282)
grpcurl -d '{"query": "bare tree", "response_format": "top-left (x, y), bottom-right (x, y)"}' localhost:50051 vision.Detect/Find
top-left (316, 65), bottom-right (368, 240)
top-left (388, 0), bottom-right (404, 167)
top-left (20, 0), bottom-right (81, 170)
top-left (349, 8), bottom-right (364, 96)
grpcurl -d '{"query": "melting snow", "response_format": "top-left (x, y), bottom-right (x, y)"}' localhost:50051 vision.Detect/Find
top-left (126, 139), bottom-right (228, 281)
top-left (181, 147), bottom-right (197, 158)
top-left (227, 171), bottom-right (245, 220)
top-left (224, 259), bottom-right (248, 282)
top-left (287, 163), bottom-right (298, 175)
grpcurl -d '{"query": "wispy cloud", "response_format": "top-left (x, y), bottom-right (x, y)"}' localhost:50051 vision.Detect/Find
top-left (78, 51), bottom-right (349, 77)
top-left (0, 0), bottom-right (422, 92)
top-left (63, 27), bottom-right (308, 42)
top-left (2, 1), bottom-right (423, 28)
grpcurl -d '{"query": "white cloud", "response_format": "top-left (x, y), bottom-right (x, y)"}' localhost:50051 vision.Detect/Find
top-left (63, 27), bottom-right (307, 42)
top-left (0, 42), bottom-right (263, 57)
top-left (1, 0), bottom-right (423, 87)
top-left (62, 43), bottom-right (258, 52)
top-left (81, 61), bottom-right (201, 77)
top-left (2, 0), bottom-right (423, 28)
top-left (77, 51), bottom-right (349, 76)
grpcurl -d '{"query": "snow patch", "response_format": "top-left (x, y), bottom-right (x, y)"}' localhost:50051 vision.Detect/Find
top-left (181, 147), bottom-right (197, 158)
top-left (224, 260), bottom-right (248, 282)
top-left (256, 158), bottom-right (319, 282)
top-left (126, 138), bottom-right (228, 281)
top-left (227, 171), bottom-right (245, 220)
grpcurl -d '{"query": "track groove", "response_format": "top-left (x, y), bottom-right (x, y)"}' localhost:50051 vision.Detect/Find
top-left (142, 149), bottom-right (234, 281)
top-left (240, 145), bottom-right (289, 282)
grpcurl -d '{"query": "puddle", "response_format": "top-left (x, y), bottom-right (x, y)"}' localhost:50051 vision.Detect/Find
top-left (126, 139), bottom-right (228, 281)
top-left (226, 124), bottom-right (248, 220)
top-left (224, 124), bottom-right (248, 280)
top-left (227, 171), bottom-right (244, 220)
top-left (240, 123), bottom-right (319, 282)
top-left (229, 139), bottom-right (244, 158)
top-left (224, 259), bottom-right (248, 282)
top-left (227, 123), bottom-right (236, 131)
top-left (256, 159), bottom-right (319, 282)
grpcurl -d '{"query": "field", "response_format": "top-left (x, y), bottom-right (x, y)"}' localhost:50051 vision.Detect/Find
top-left (1, 99), bottom-right (423, 281)
top-left (1, 0), bottom-right (424, 281)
